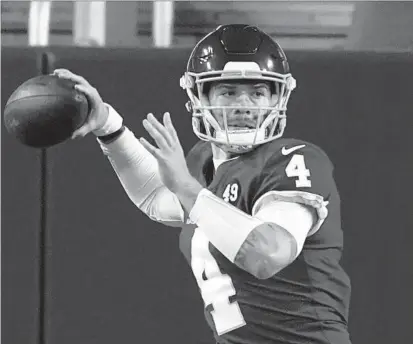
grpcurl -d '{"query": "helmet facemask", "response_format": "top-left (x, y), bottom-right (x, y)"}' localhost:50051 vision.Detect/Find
top-left (180, 69), bottom-right (296, 153)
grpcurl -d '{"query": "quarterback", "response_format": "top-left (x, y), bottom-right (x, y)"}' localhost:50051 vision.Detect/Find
top-left (54, 24), bottom-right (352, 344)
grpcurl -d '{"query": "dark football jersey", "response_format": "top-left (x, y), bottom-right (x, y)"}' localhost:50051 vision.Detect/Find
top-left (179, 138), bottom-right (352, 344)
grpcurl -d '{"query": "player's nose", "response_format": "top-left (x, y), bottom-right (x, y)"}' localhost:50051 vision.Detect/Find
top-left (234, 93), bottom-right (256, 113)
top-left (233, 108), bottom-right (251, 116)
top-left (236, 93), bottom-right (254, 105)
top-left (231, 96), bottom-right (250, 114)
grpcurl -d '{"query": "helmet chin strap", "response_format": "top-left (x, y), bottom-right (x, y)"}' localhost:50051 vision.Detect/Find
top-left (215, 127), bottom-right (266, 146)
top-left (214, 141), bottom-right (256, 155)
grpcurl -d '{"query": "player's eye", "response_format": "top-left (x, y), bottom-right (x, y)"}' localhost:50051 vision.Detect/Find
top-left (253, 91), bottom-right (265, 97)
top-left (222, 90), bottom-right (235, 96)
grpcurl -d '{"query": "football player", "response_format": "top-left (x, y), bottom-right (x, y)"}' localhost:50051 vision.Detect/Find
top-left (54, 24), bottom-right (352, 344)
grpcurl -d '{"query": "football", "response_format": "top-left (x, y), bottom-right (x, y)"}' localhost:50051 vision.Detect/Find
top-left (3, 74), bottom-right (89, 148)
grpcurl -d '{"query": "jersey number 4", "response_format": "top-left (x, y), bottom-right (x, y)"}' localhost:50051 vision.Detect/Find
top-left (190, 229), bottom-right (246, 336)
top-left (285, 154), bottom-right (312, 187)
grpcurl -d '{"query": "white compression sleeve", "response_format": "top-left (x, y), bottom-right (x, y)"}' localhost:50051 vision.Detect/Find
top-left (188, 189), bottom-right (316, 263)
top-left (188, 189), bottom-right (263, 262)
top-left (97, 106), bottom-right (184, 226)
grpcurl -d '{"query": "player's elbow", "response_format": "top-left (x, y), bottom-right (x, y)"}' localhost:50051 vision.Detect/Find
top-left (234, 222), bottom-right (298, 280)
top-left (253, 240), bottom-right (297, 280)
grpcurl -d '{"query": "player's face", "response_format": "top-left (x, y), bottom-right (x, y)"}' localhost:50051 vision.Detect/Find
top-left (207, 80), bottom-right (273, 130)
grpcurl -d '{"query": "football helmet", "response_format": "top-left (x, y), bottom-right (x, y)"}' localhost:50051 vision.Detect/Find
top-left (180, 24), bottom-right (296, 153)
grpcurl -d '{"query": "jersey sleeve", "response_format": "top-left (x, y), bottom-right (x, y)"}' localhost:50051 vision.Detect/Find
top-left (251, 144), bottom-right (334, 236)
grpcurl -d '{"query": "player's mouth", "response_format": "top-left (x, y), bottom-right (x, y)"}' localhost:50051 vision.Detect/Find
top-left (227, 123), bottom-right (256, 130)
top-left (228, 126), bottom-right (254, 131)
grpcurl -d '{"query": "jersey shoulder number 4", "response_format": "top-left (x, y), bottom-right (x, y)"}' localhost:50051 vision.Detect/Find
top-left (285, 154), bottom-right (312, 188)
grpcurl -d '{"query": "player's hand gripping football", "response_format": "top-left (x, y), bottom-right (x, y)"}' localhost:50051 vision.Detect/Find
top-left (53, 68), bottom-right (109, 139)
top-left (140, 112), bottom-right (198, 195)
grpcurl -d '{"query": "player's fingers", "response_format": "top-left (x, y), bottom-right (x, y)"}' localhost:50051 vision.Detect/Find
top-left (53, 68), bottom-right (80, 79)
top-left (53, 69), bottom-right (91, 87)
top-left (139, 137), bottom-right (161, 158)
top-left (146, 113), bottom-right (174, 147)
top-left (74, 84), bottom-right (97, 107)
top-left (163, 112), bottom-right (179, 143)
top-left (71, 125), bottom-right (90, 139)
top-left (142, 118), bottom-right (169, 150)
top-left (52, 68), bottom-right (68, 75)
top-left (71, 129), bottom-right (81, 140)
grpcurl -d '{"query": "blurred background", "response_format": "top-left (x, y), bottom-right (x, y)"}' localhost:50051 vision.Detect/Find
top-left (2, 2), bottom-right (413, 344)
top-left (2, 1), bottom-right (413, 51)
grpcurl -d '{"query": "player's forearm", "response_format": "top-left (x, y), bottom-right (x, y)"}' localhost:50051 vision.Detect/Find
top-left (96, 108), bottom-right (184, 225)
top-left (188, 189), bottom-right (296, 279)
top-left (100, 129), bottom-right (183, 224)
top-left (99, 127), bottom-right (162, 206)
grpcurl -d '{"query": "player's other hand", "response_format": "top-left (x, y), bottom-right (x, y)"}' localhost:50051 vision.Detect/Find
top-left (53, 68), bottom-right (109, 139)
